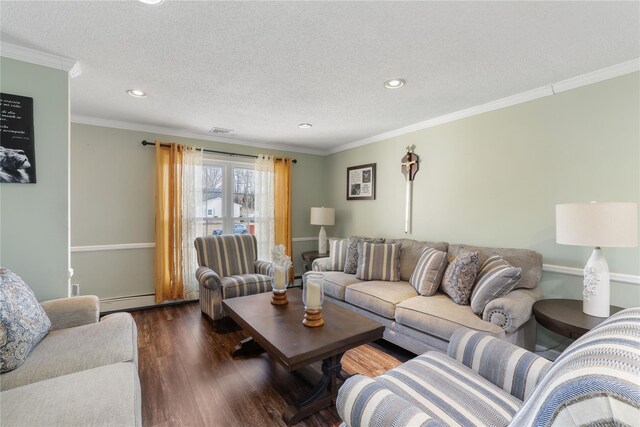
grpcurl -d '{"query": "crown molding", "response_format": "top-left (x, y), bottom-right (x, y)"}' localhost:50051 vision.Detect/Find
top-left (330, 86), bottom-right (554, 154)
top-left (71, 114), bottom-right (326, 156)
top-left (0, 41), bottom-right (81, 77)
top-left (551, 58), bottom-right (640, 93)
top-left (329, 58), bottom-right (640, 155)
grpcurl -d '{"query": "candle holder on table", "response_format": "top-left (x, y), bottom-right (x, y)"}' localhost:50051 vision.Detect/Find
top-left (303, 273), bottom-right (324, 327)
top-left (271, 262), bottom-right (290, 305)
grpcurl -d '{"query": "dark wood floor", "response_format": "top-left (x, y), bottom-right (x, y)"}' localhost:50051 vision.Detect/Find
top-left (131, 302), bottom-right (414, 427)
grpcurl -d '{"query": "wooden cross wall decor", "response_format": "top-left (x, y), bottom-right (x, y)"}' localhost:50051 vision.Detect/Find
top-left (401, 145), bottom-right (419, 234)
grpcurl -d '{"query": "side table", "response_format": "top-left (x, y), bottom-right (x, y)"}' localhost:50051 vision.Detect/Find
top-left (301, 251), bottom-right (329, 272)
top-left (533, 299), bottom-right (624, 339)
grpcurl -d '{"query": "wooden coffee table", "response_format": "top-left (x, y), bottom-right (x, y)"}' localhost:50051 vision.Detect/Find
top-left (222, 289), bottom-right (384, 426)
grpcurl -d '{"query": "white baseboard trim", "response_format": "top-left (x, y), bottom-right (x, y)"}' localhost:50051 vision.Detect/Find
top-left (543, 264), bottom-right (639, 286)
top-left (100, 294), bottom-right (157, 313)
top-left (292, 237), bottom-right (318, 242)
top-left (71, 243), bottom-right (155, 253)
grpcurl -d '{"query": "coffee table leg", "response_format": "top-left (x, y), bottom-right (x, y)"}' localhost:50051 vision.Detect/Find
top-left (231, 337), bottom-right (265, 358)
top-left (282, 353), bottom-right (349, 426)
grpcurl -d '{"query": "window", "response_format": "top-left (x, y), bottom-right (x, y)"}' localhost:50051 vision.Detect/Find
top-left (200, 157), bottom-right (255, 237)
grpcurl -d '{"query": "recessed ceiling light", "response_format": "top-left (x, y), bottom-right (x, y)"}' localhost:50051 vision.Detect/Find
top-left (138, 0), bottom-right (164, 5)
top-left (127, 89), bottom-right (148, 98)
top-left (298, 123), bottom-right (313, 129)
top-left (384, 79), bottom-right (406, 89)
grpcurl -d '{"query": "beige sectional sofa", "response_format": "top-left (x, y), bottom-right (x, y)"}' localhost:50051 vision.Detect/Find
top-left (312, 238), bottom-right (543, 353)
top-left (1, 295), bottom-right (141, 427)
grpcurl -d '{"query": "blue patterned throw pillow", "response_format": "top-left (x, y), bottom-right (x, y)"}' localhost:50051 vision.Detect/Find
top-left (441, 249), bottom-right (479, 305)
top-left (0, 267), bottom-right (51, 373)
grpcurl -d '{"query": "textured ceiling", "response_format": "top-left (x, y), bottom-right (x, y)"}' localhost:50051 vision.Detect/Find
top-left (1, 1), bottom-right (638, 153)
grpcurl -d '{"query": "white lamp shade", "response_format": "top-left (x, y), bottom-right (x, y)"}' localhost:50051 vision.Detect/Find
top-left (310, 207), bottom-right (335, 226)
top-left (556, 202), bottom-right (638, 248)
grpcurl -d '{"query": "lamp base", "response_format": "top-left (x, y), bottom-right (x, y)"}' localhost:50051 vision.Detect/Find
top-left (583, 247), bottom-right (610, 318)
top-left (318, 226), bottom-right (328, 254)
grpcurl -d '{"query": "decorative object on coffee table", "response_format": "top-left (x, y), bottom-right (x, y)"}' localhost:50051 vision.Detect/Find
top-left (303, 273), bottom-right (324, 327)
top-left (271, 244), bottom-right (291, 305)
top-left (310, 207), bottom-right (335, 254)
top-left (223, 289), bottom-right (383, 426)
top-left (556, 202), bottom-right (638, 317)
top-left (347, 163), bottom-right (376, 201)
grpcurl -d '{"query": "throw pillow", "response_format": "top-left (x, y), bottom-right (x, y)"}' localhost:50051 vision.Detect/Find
top-left (356, 242), bottom-right (402, 281)
top-left (441, 249), bottom-right (479, 305)
top-left (470, 255), bottom-right (523, 314)
top-left (0, 268), bottom-right (52, 373)
top-left (343, 236), bottom-right (385, 274)
top-left (328, 239), bottom-right (348, 271)
top-left (409, 247), bottom-right (448, 296)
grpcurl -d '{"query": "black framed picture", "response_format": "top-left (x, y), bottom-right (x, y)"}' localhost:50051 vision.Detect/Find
top-left (347, 163), bottom-right (376, 200)
top-left (0, 93), bottom-right (36, 183)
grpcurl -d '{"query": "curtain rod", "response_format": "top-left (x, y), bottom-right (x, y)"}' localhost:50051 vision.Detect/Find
top-left (140, 140), bottom-right (297, 163)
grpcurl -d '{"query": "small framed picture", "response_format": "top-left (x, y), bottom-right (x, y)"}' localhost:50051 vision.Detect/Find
top-left (347, 163), bottom-right (376, 201)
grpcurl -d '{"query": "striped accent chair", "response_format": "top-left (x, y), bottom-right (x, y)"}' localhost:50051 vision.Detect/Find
top-left (338, 307), bottom-right (640, 427)
top-left (194, 235), bottom-right (273, 322)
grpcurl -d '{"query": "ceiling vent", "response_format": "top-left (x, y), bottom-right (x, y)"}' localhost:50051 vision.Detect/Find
top-left (209, 127), bottom-right (234, 135)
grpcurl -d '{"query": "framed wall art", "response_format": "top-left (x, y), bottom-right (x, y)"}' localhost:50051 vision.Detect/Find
top-left (0, 93), bottom-right (36, 183)
top-left (346, 163), bottom-right (376, 200)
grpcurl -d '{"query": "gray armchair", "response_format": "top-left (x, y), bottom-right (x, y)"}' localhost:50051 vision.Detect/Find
top-left (194, 234), bottom-right (272, 322)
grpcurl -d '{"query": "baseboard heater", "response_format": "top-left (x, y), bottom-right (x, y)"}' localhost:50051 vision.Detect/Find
top-left (99, 293), bottom-right (157, 313)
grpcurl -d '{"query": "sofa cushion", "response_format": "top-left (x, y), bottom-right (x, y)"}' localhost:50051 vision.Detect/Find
top-left (1, 362), bottom-right (141, 427)
top-left (356, 242), bottom-right (402, 281)
top-left (221, 274), bottom-right (271, 299)
top-left (322, 271), bottom-right (364, 301)
top-left (375, 351), bottom-right (521, 426)
top-left (328, 238), bottom-right (348, 271)
top-left (0, 268), bottom-right (51, 373)
top-left (441, 249), bottom-right (479, 305)
top-left (388, 239), bottom-right (449, 282)
top-left (470, 255), bottom-right (522, 314)
top-left (395, 294), bottom-right (503, 340)
top-left (1, 312), bottom-right (137, 391)
top-left (345, 281), bottom-right (418, 319)
top-left (448, 244), bottom-right (542, 290)
top-left (410, 248), bottom-right (448, 296)
top-left (344, 236), bottom-right (385, 274)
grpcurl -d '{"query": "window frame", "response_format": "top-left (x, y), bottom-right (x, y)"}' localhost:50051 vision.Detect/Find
top-left (202, 155), bottom-right (255, 236)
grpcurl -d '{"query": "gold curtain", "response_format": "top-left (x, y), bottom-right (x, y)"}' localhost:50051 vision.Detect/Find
top-left (155, 142), bottom-right (185, 303)
top-left (274, 158), bottom-right (293, 282)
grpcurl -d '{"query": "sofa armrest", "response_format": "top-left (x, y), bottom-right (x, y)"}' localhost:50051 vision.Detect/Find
top-left (311, 257), bottom-right (331, 271)
top-left (254, 260), bottom-right (273, 276)
top-left (483, 287), bottom-right (543, 334)
top-left (447, 328), bottom-right (552, 401)
top-left (40, 295), bottom-right (100, 330)
top-left (196, 266), bottom-right (222, 290)
top-left (337, 375), bottom-right (441, 427)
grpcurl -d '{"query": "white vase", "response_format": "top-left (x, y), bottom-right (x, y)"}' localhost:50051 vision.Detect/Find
top-left (318, 226), bottom-right (328, 254)
top-left (582, 247), bottom-right (610, 317)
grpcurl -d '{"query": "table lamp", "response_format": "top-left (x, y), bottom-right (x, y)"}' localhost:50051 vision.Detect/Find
top-left (556, 202), bottom-right (638, 317)
top-left (310, 207), bottom-right (335, 254)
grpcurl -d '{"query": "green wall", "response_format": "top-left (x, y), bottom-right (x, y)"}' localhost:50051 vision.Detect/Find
top-left (0, 57), bottom-right (70, 300)
top-left (70, 123), bottom-right (327, 299)
top-left (325, 72), bottom-right (640, 348)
